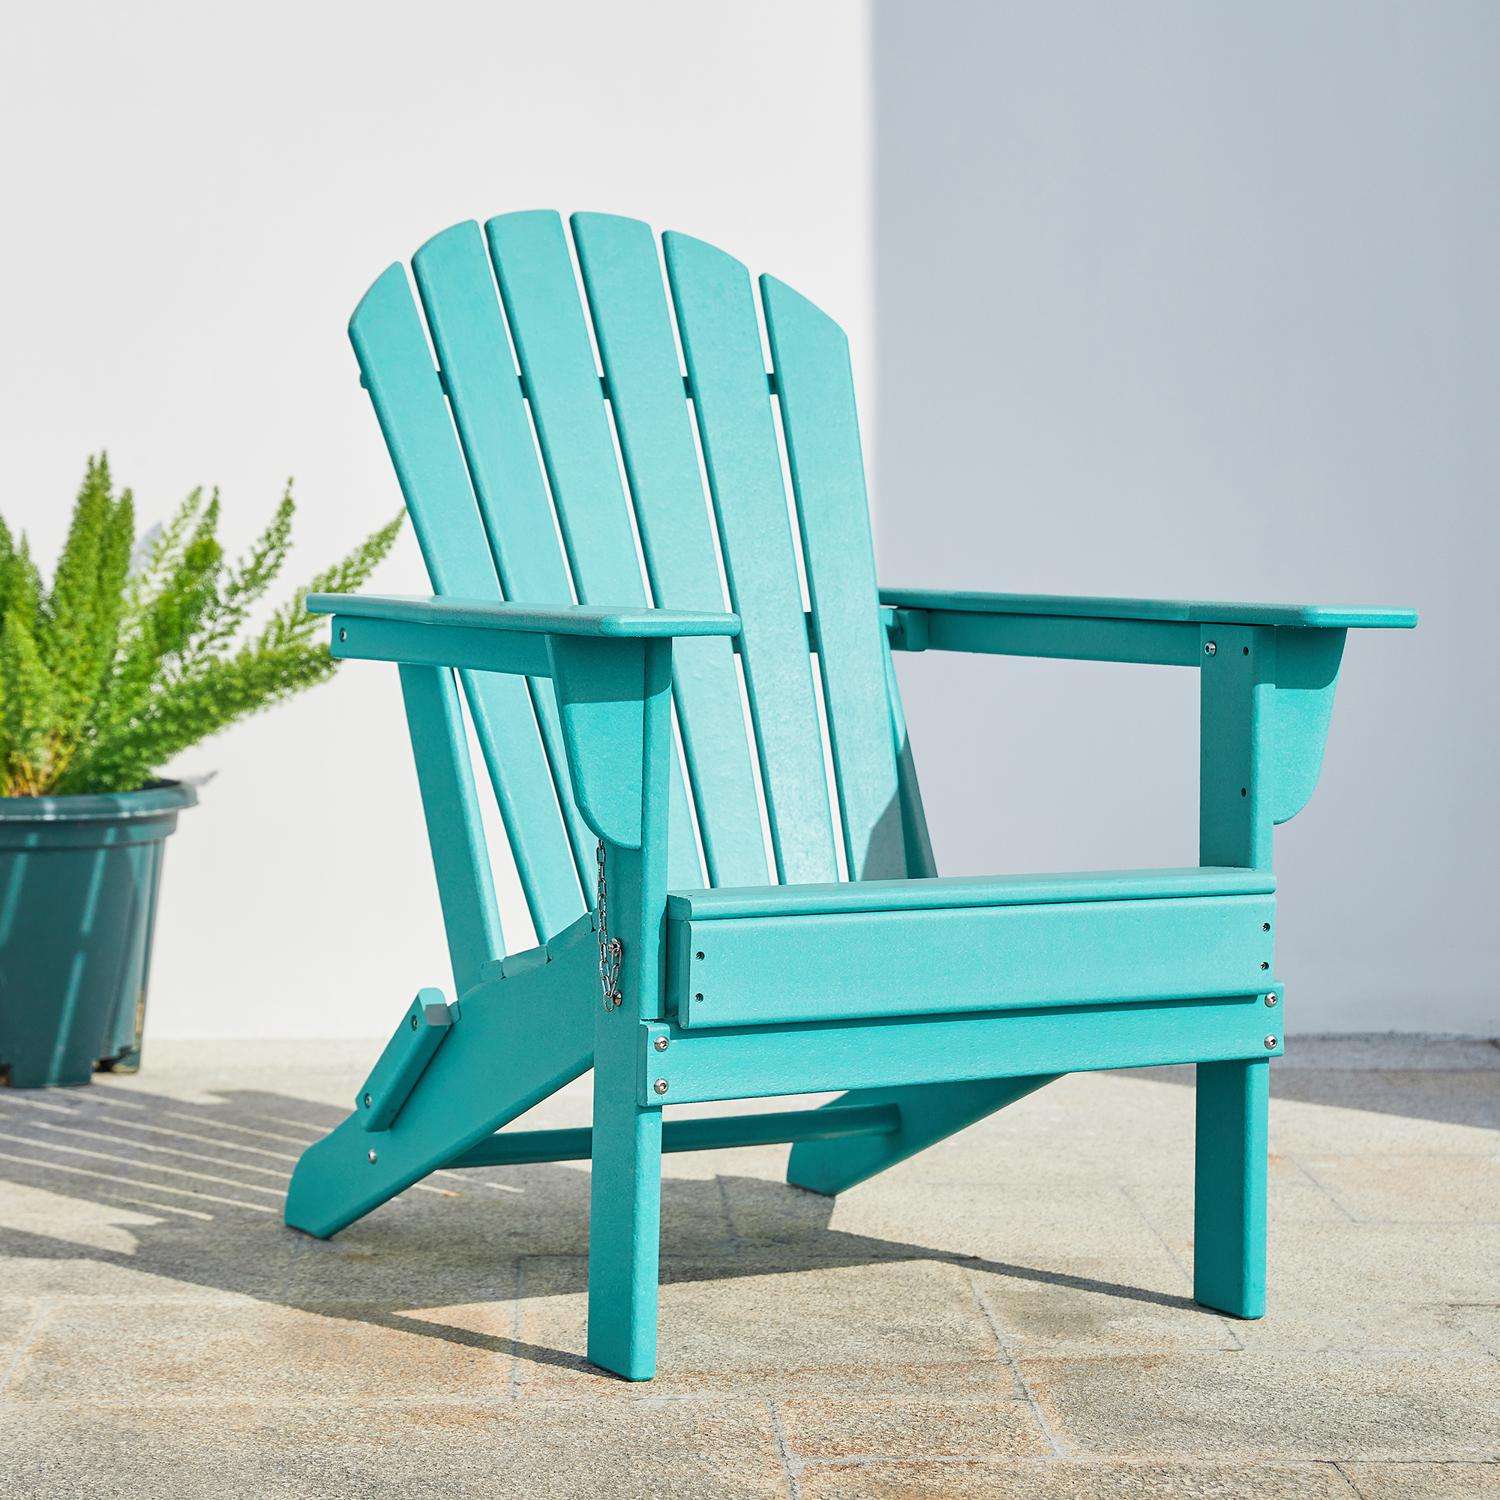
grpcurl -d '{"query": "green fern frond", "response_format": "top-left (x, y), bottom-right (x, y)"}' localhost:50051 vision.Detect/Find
top-left (0, 515), bottom-right (15, 622)
top-left (92, 484), bottom-right (135, 695)
top-left (59, 642), bottom-right (335, 795)
top-left (9, 461), bottom-right (404, 796)
top-left (37, 456), bottom-right (119, 739)
top-left (181, 483), bottom-right (296, 666)
top-left (260, 509), bottom-right (404, 651)
top-left (121, 485), bottom-right (205, 631)
top-left (0, 607), bottom-right (58, 796)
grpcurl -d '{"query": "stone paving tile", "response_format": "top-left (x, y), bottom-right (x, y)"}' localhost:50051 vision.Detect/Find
top-left (1278, 1037), bottom-right (1500, 1071)
top-left (1022, 1351), bottom-right (1500, 1459)
top-left (799, 1181), bottom-right (1210, 1270)
top-left (971, 1256), bottom-right (1239, 1356)
top-left (1298, 1153), bottom-right (1500, 1224)
top-left (284, 1230), bottom-right (524, 1304)
top-left (1127, 1159), bottom-right (1365, 1244)
top-left (4, 1297), bottom-right (515, 1405)
top-left (1272, 1071), bottom-right (1500, 1146)
top-left (0, 1397), bottom-right (791, 1499)
top-left (1456, 1306), bottom-right (1500, 1359)
top-left (1340, 1460), bottom-right (1500, 1497)
top-left (1126, 1054), bottom-right (1499, 1157)
top-left (0, 1299), bottom-right (40, 1371)
top-left (775, 1392), bottom-right (1050, 1460)
top-left (2, 1037), bottom-right (1495, 1495)
top-left (1233, 1222), bottom-right (1500, 1355)
top-left (513, 1255), bottom-right (1009, 1397)
top-left (1112, 1206), bottom-right (1500, 1354)
top-left (1268, 1100), bottom-right (1490, 1161)
top-left (797, 1458), bottom-right (1356, 1499)
top-left (282, 1161), bottom-right (733, 1300)
top-left (0, 1187), bottom-right (301, 1301)
top-left (0, 1235), bottom-right (298, 1302)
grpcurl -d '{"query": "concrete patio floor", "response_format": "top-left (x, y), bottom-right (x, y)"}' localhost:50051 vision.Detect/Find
top-left (0, 1036), bottom-right (1495, 1498)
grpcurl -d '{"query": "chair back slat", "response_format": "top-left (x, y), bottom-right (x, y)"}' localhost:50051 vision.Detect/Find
top-left (761, 275), bottom-right (905, 880)
top-left (409, 223), bottom-right (595, 896)
top-left (663, 232), bottom-right (840, 884)
top-left (485, 211), bottom-right (702, 890)
top-left (352, 213), bottom-right (930, 933)
top-left (572, 212), bottom-right (769, 886)
top-left (348, 265), bottom-right (584, 941)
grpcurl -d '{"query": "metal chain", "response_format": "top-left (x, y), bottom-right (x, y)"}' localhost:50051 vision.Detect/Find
top-left (595, 839), bottom-right (623, 1011)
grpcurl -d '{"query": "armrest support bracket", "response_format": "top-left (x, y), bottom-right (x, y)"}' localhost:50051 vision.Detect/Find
top-left (316, 593), bottom-right (736, 851)
top-left (878, 587), bottom-right (1407, 845)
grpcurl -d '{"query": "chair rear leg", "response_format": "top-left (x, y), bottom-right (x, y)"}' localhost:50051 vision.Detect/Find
top-left (586, 1047), bottom-right (663, 1380)
top-left (787, 1075), bottom-right (1057, 1196)
top-left (1193, 1057), bottom-right (1269, 1318)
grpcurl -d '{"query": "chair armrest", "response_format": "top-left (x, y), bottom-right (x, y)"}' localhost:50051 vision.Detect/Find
top-left (311, 593), bottom-right (737, 850)
top-left (879, 586), bottom-right (1416, 848)
top-left (880, 588), bottom-right (1417, 632)
top-left (308, 592), bottom-right (740, 638)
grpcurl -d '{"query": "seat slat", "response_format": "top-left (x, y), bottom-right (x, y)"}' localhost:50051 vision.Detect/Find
top-left (409, 223), bottom-right (595, 898)
top-left (663, 232), bottom-right (839, 884)
top-left (570, 212), bottom-right (768, 887)
top-left (347, 265), bottom-right (583, 942)
top-left (669, 866), bottom-right (1276, 920)
top-left (761, 275), bottom-right (904, 880)
top-left (670, 893), bottom-right (1277, 1028)
top-left (486, 211), bottom-right (702, 888)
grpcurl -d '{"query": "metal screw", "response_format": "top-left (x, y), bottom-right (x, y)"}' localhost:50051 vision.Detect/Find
top-left (653, 1036), bottom-right (669, 1052)
top-left (1264, 1034), bottom-right (1278, 1050)
top-left (1265, 992), bottom-right (1278, 1008)
top-left (693, 992), bottom-right (704, 1002)
top-left (653, 1078), bottom-right (669, 1095)
top-left (410, 1014), bottom-right (420, 1030)
top-left (1260, 960), bottom-right (1270, 970)
top-left (695, 950), bottom-right (705, 961)
top-left (1204, 641), bottom-right (1217, 657)
top-left (1262, 922), bottom-right (1271, 932)
top-left (368, 1149), bottom-right (379, 1163)
top-left (362, 1092), bottom-right (372, 1108)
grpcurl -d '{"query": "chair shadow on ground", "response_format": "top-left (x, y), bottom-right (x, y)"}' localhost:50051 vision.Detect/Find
top-left (1125, 1049), bottom-right (1500, 1132)
top-left (0, 1079), bottom-right (1213, 1375)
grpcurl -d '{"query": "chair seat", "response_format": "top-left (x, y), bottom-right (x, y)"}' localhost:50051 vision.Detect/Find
top-left (667, 866), bottom-right (1274, 921)
top-left (666, 867), bottom-right (1277, 1028)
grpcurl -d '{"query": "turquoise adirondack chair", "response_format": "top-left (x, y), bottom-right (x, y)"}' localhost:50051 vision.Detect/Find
top-left (284, 210), bottom-right (1416, 1380)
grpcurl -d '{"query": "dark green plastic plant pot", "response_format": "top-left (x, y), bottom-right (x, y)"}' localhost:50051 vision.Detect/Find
top-left (0, 780), bottom-right (197, 1088)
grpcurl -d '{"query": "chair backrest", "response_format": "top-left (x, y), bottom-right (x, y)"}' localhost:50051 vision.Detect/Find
top-left (350, 211), bottom-right (930, 946)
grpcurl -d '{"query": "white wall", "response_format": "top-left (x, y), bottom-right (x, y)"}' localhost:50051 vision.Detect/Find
top-left (872, 2), bottom-right (1497, 1033)
top-left (2, 0), bottom-right (872, 1038)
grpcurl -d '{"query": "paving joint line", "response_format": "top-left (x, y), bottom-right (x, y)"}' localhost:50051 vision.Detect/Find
top-left (967, 1270), bottom-right (1067, 1458)
top-left (1329, 1458), bottom-right (1366, 1495)
top-left (508, 1258), bottom-right (525, 1399)
top-left (765, 1396), bottom-right (803, 1500)
top-left (1288, 1155), bottom-right (1360, 1223)
top-left (0, 1301), bottom-right (50, 1398)
top-left (1117, 1183), bottom-right (1244, 1351)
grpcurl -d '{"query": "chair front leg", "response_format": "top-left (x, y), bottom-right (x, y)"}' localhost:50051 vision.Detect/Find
top-left (584, 828), bottom-right (668, 1379)
top-left (586, 1031), bottom-right (664, 1379)
top-left (578, 639), bottom-right (674, 1380)
top-left (1193, 1056), bottom-right (1269, 1318)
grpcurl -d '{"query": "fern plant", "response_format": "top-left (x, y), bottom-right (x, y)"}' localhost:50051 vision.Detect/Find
top-left (0, 457), bottom-right (403, 797)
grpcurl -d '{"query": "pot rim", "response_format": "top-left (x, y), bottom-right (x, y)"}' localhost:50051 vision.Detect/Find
top-left (0, 778), bottom-right (200, 824)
